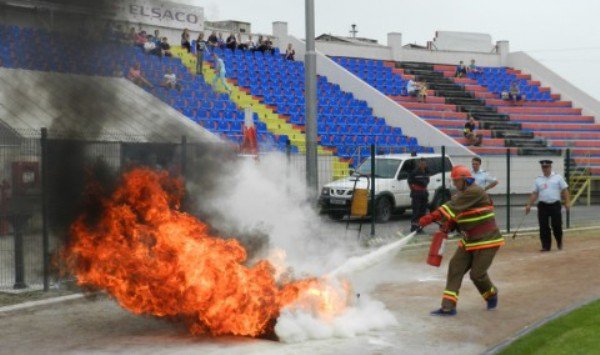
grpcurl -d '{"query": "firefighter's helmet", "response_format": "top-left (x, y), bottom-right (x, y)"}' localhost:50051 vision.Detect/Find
top-left (450, 165), bottom-right (473, 180)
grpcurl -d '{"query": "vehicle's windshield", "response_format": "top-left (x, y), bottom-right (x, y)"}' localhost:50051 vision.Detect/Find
top-left (355, 158), bottom-right (402, 178)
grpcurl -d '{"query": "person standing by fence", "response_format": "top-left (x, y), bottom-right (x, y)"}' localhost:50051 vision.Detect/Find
top-left (409, 157), bottom-right (430, 233)
top-left (471, 157), bottom-right (498, 191)
top-left (525, 160), bottom-right (570, 251)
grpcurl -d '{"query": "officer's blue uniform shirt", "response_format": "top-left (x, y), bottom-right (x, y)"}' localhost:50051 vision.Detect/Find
top-left (533, 172), bottom-right (568, 203)
top-left (472, 169), bottom-right (497, 188)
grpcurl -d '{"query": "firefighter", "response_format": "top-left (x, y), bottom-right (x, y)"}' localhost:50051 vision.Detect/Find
top-left (409, 157), bottom-right (430, 233)
top-left (419, 165), bottom-right (504, 316)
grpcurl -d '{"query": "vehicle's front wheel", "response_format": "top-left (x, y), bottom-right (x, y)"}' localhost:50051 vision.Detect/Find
top-left (375, 197), bottom-right (393, 223)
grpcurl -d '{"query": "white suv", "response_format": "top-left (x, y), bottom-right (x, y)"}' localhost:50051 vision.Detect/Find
top-left (319, 153), bottom-right (453, 222)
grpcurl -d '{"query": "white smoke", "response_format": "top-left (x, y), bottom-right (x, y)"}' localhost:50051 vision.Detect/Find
top-left (275, 294), bottom-right (397, 343)
top-left (202, 153), bottom-right (356, 275)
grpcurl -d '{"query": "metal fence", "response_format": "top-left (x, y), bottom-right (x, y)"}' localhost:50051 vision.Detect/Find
top-left (0, 130), bottom-right (597, 291)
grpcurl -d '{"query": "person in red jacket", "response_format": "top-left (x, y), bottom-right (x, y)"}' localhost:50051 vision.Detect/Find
top-left (419, 165), bottom-right (504, 316)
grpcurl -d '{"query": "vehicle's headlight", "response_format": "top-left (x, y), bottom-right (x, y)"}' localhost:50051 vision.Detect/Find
top-left (321, 187), bottom-right (330, 195)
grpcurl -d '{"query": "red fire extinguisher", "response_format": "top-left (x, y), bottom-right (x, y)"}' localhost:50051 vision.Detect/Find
top-left (427, 230), bottom-right (449, 267)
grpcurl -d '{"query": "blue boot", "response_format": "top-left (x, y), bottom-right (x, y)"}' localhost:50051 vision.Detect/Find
top-left (430, 308), bottom-right (457, 316)
top-left (487, 292), bottom-right (498, 310)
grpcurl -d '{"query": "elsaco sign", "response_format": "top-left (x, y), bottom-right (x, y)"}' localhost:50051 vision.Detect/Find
top-left (114, 0), bottom-right (204, 31)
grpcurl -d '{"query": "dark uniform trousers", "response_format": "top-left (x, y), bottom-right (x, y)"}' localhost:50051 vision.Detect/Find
top-left (537, 201), bottom-right (562, 250)
top-left (411, 192), bottom-right (429, 231)
top-left (442, 246), bottom-right (498, 310)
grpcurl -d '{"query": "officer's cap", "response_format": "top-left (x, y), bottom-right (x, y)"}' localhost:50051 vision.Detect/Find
top-left (539, 160), bottom-right (553, 166)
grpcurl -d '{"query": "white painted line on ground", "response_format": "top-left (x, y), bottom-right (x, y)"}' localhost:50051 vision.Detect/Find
top-left (0, 293), bottom-right (85, 315)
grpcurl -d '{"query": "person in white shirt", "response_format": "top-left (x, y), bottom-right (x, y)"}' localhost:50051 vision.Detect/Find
top-left (471, 157), bottom-right (498, 191)
top-left (211, 53), bottom-right (232, 94)
top-left (525, 160), bottom-right (571, 251)
top-left (406, 79), bottom-right (418, 96)
top-left (160, 69), bottom-right (180, 91)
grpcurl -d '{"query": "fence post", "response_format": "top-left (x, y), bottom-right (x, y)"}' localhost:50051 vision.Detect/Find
top-left (370, 144), bottom-right (376, 237)
top-left (181, 135), bottom-right (187, 178)
top-left (441, 145), bottom-right (446, 192)
top-left (506, 148), bottom-right (511, 233)
top-left (41, 127), bottom-right (50, 291)
top-left (565, 148), bottom-right (571, 229)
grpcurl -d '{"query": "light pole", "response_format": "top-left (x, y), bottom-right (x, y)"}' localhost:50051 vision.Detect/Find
top-left (305, 0), bottom-right (318, 195)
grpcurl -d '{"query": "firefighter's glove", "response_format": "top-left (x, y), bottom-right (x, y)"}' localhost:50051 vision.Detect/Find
top-left (419, 210), bottom-right (442, 228)
top-left (440, 220), bottom-right (456, 233)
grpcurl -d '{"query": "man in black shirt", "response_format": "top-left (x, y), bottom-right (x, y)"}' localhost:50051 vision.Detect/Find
top-left (409, 158), bottom-right (430, 232)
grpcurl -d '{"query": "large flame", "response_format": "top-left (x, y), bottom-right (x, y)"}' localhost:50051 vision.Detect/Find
top-left (64, 168), bottom-right (347, 337)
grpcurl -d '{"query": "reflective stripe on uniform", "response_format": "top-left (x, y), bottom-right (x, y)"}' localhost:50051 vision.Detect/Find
top-left (457, 212), bottom-right (495, 224)
top-left (443, 290), bottom-right (458, 303)
top-left (482, 287), bottom-right (496, 300)
top-left (441, 204), bottom-right (456, 218)
top-left (456, 206), bottom-right (494, 219)
top-left (460, 237), bottom-right (505, 251)
top-left (439, 204), bottom-right (456, 221)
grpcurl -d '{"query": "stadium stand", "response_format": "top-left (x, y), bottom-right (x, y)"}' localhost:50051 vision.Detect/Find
top-left (0, 24), bottom-right (433, 172)
top-left (0, 24), bottom-right (283, 147)
top-left (197, 47), bottom-right (433, 167)
top-left (334, 57), bottom-right (600, 174)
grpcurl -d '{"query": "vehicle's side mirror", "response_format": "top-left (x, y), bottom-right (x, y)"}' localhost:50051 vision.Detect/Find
top-left (397, 172), bottom-right (408, 180)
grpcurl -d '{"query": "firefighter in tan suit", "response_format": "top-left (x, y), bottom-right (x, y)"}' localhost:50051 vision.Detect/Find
top-left (419, 165), bottom-right (504, 316)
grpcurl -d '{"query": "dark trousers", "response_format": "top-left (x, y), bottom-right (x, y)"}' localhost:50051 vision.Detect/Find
top-left (537, 201), bottom-right (563, 250)
top-left (411, 193), bottom-right (428, 231)
top-left (196, 51), bottom-right (204, 76)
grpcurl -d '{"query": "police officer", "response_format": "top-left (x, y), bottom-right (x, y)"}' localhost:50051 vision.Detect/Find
top-left (471, 157), bottom-right (498, 191)
top-left (525, 160), bottom-right (571, 251)
top-left (409, 157), bottom-right (430, 232)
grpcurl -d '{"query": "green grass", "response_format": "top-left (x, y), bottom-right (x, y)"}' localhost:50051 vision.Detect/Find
top-left (500, 299), bottom-right (600, 355)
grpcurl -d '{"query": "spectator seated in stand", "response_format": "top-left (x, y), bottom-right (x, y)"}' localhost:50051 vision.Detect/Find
top-left (417, 82), bottom-right (428, 103)
top-left (143, 35), bottom-right (157, 54)
top-left (455, 60), bottom-right (467, 78)
top-left (160, 68), bottom-right (181, 91)
top-left (236, 33), bottom-right (246, 50)
top-left (406, 79), bottom-right (418, 97)
top-left (463, 114), bottom-right (483, 146)
top-left (134, 30), bottom-right (148, 47)
top-left (284, 43), bottom-right (295, 60)
top-left (217, 32), bottom-right (226, 49)
top-left (468, 59), bottom-right (482, 75)
top-left (159, 37), bottom-right (173, 57)
top-left (181, 28), bottom-right (191, 53)
top-left (128, 62), bottom-right (153, 88)
top-left (255, 35), bottom-right (273, 54)
top-left (245, 34), bottom-right (256, 51)
top-left (208, 31), bottom-right (219, 48)
top-left (508, 81), bottom-right (522, 104)
top-left (226, 33), bottom-right (237, 51)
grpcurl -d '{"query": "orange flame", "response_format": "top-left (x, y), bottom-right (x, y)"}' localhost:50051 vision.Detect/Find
top-left (64, 168), bottom-right (347, 337)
